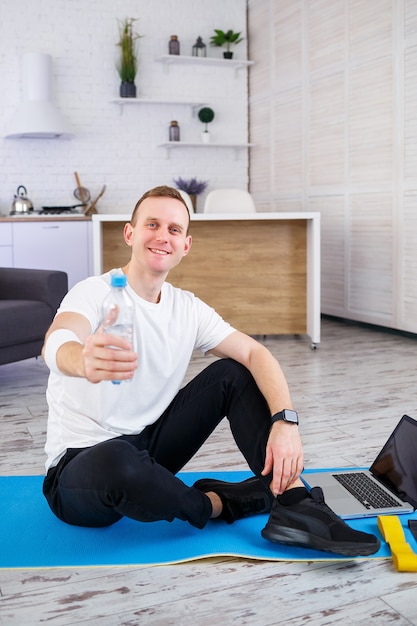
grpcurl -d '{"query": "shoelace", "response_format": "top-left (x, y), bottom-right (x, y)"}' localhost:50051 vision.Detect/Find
top-left (310, 486), bottom-right (326, 506)
top-left (228, 495), bottom-right (267, 518)
top-left (308, 487), bottom-right (343, 522)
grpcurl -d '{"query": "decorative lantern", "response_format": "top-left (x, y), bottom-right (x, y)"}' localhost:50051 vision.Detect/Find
top-left (192, 37), bottom-right (207, 57)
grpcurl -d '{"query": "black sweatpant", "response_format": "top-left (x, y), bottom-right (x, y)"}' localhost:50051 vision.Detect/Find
top-left (43, 359), bottom-right (272, 529)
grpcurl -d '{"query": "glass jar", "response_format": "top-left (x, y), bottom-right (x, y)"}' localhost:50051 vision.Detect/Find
top-left (169, 121), bottom-right (180, 141)
top-left (169, 36), bottom-right (180, 55)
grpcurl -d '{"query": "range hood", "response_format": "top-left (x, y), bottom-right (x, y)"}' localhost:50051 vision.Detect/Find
top-left (5, 52), bottom-right (74, 139)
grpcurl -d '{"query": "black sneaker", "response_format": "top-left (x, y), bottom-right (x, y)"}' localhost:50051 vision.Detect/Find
top-left (261, 486), bottom-right (381, 556)
top-left (193, 477), bottom-right (274, 524)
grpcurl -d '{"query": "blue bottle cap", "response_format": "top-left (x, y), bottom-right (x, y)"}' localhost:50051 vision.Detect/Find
top-left (110, 273), bottom-right (127, 287)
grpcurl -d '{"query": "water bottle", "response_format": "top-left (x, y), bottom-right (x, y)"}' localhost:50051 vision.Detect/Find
top-left (102, 272), bottom-right (134, 384)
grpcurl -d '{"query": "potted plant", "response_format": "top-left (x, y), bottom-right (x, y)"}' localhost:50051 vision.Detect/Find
top-left (210, 29), bottom-right (243, 59)
top-left (198, 107), bottom-right (215, 143)
top-left (173, 177), bottom-right (209, 212)
top-left (116, 18), bottom-right (141, 98)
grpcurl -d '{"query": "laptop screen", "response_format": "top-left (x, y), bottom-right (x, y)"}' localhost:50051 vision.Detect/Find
top-left (371, 414), bottom-right (417, 508)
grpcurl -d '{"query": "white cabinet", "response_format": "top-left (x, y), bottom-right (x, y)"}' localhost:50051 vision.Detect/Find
top-left (0, 223), bottom-right (13, 266)
top-left (0, 219), bottom-right (92, 289)
top-left (247, 0), bottom-right (417, 335)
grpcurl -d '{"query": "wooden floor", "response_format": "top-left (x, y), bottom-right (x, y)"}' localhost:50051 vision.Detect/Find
top-left (1, 317), bottom-right (417, 625)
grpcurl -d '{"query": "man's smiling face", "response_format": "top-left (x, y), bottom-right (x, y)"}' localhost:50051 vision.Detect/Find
top-left (124, 196), bottom-right (192, 276)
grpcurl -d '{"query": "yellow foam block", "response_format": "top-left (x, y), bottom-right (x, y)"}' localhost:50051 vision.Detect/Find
top-left (378, 516), bottom-right (417, 572)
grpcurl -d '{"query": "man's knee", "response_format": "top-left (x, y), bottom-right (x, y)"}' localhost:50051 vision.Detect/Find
top-left (63, 439), bottom-right (151, 490)
top-left (208, 357), bottom-right (253, 384)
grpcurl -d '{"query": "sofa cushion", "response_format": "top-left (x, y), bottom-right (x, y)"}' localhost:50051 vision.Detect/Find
top-left (0, 300), bottom-right (52, 348)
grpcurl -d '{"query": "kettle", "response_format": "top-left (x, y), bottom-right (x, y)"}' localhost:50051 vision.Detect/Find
top-left (11, 185), bottom-right (34, 214)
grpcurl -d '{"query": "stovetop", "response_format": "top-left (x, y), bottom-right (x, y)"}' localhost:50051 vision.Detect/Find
top-left (9, 208), bottom-right (84, 218)
top-left (39, 209), bottom-right (82, 215)
top-left (40, 205), bottom-right (85, 215)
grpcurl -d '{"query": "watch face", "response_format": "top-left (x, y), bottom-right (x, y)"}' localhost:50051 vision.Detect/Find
top-left (272, 409), bottom-right (299, 425)
top-left (283, 409), bottom-right (298, 424)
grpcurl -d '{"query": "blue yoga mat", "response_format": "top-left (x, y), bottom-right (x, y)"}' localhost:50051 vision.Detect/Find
top-left (1, 470), bottom-right (416, 569)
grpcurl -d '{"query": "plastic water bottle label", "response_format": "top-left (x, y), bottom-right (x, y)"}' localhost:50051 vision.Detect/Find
top-left (101, 274), bottom-right (135, 385)
top-left (103, 323), bottom-right (134, 384)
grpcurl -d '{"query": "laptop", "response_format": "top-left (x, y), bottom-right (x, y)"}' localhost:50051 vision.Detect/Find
top-left (302, 414), bottom-right (417, 519)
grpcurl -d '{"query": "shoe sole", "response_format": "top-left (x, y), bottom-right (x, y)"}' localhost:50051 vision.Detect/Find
top-left (194, 477), bottom-right (261, 491)
top-left (261, 525), bottom-right (380, 557)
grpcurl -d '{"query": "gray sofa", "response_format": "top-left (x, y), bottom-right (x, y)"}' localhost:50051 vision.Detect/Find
top-left (0, 267), bottom-right (68, 366)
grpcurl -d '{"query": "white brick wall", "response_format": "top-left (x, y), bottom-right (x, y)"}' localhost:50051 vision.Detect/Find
top-left (0, 0), bottom-right (249, 215)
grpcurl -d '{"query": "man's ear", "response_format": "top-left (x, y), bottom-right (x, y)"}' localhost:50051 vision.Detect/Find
top-left (183, 235), bottom-right (192, 257)
top-left (124, 222), bottom-right (133, 247)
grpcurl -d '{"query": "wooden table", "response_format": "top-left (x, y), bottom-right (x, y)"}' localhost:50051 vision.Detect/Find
top-left (92, 213), bottom-right (320, 345)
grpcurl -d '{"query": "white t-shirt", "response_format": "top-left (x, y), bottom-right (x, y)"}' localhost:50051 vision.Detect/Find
top-left (44, 271), bottom-right (235, 471)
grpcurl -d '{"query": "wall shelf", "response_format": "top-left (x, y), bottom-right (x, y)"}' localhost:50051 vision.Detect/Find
top-left (155, 55), bottom-right (254, 77)
top-left (158, 141), bottom-right (254, 159)
top-left (111, 57), bottom-right (253, 152)
top-left (111, 97), bottom-right (207, 115)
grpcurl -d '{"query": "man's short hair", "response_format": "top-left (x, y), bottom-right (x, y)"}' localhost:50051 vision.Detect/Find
top-left (130, 186), bottom-right (190, 227)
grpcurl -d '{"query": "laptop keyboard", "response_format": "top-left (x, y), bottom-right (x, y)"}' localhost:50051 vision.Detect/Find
top-left (334, 472), bottom-right (400, 510)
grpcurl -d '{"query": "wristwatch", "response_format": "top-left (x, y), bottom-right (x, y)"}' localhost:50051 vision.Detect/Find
top-left (271, 409), bottom-right (299, 425)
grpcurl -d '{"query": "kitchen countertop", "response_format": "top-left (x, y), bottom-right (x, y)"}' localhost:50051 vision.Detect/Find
top-left (0, 214), bottom-right (92, 222)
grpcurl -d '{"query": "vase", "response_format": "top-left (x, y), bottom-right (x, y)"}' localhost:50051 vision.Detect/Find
top-left (223, 51), bottom-right (233, 59)
top-left (120, 81), bottom-right (136, 98)
top-left (202, 130), bottom-right (211, 143)
top-left (189, 194), bottom-right (197, 212)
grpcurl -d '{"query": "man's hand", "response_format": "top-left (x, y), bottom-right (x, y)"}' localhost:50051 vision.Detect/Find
top-left (82, 329), bottom-right (138, 384)
top-left (261, 421), bottom-right (304, 495)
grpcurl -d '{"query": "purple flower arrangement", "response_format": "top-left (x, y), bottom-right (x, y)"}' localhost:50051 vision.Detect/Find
top-left (173, 177), bottom-right (209, 195)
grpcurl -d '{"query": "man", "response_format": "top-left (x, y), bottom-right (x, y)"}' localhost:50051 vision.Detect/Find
top-left (42, 186), bottom-right (379, 556)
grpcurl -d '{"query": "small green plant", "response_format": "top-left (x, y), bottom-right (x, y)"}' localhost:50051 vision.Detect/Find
top-left (116, 18), bottom-right (141, 83)
top-left (210, 29), bottom-right (243, 53)
top-left (198, 107), bottom-right (215, 131)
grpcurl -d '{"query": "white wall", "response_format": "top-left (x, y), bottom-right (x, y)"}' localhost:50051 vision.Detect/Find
top-left (0, 0), bottom-right (249, 215)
